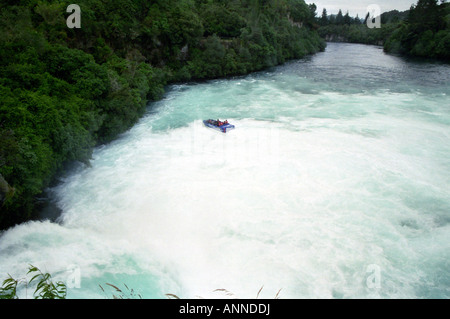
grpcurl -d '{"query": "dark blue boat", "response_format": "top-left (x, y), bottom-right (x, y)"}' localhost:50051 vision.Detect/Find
top-left (203, 119), bottom-right (235, 133)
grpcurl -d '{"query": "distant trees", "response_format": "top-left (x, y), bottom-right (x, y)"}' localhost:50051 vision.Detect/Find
top-left (384, 0), bottom-right (449, 59)
top-left (317, 7), bottom-right (392, 45)
top-left (320, 9), bottom-right (329, 26)
top-left (318, 8), bottom-right (363, 27)
top-left (316, 0), bottom-right (450, 60)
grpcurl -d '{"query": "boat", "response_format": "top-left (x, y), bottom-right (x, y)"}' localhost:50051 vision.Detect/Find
top-left (203, 119), bottom-right (235, 133)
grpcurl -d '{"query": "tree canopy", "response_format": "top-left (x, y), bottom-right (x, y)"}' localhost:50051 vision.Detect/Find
top-left (385, 0), bottom-right (450, 58)
top-left (0, 0), bottom-right (325, 230)
top-left (316, 0), bottom-right (449, 60)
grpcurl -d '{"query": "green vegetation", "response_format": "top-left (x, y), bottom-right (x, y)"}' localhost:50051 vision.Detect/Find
top-left (99, 283), bottom-right (143, 299)
top-left (1, 266), bottom-right (279, 299)
top-left (384, 0), bottom-right (450, 59)
top-left (167, 286), bottom-right (282, 299)
top-left (317, 8), bottom-right (405, 45)
top-left (0, 265), bottom-right (67, 299)
top-left (317, 0), bottom-right (449, 60)
top-left (0, 0), bottom-right (325, 230)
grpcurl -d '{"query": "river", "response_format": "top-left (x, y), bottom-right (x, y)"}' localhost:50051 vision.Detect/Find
top-left (1, 43), bottom-right (449, 299)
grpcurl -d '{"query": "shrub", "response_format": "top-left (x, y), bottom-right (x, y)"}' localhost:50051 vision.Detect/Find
top-left (0, 265), bottom-right (67, 299)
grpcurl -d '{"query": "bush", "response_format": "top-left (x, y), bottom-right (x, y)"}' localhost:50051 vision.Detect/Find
top-left (0, 265), bottom-right (67, 299)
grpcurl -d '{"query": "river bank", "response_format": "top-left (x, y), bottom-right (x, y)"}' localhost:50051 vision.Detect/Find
top-left (0, 0), bottom-right (325, 230)
top-left (1, 43), bottom-right (449, 299)
top-left (317, 1), bottom-right (450, 61)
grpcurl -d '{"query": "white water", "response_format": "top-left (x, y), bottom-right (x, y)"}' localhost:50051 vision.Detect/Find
top-left (1, 43), bottom-right (449, 299)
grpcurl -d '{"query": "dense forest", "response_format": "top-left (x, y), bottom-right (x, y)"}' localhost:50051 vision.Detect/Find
top-left (384, 0), bottom-right (450, 58)
top-left (317, 0), bottom-right (450, 59)
top-left (317, 8), bottom-right (407, 45)
top-left (0, 0), bottom-right (326, 230)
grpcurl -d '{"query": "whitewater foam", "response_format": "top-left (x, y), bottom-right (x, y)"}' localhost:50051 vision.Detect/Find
top-left (1, 43), bottom-right (449, 299)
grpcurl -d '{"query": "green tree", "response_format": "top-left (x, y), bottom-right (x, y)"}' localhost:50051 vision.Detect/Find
top-left (320, 8), bottom-right (329, 26)
top-left (384, 0), bottom-right (449, 59)
top-left (336, 9), bottom-right (344, 25)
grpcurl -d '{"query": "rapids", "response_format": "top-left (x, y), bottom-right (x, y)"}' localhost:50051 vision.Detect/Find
top-left (1, 43), bottom-right (449, 299)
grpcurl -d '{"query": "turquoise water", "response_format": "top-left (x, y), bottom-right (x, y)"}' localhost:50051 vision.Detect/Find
top-left (1, 43), bottom-right (449, 299)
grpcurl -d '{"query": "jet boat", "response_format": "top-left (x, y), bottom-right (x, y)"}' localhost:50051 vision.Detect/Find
top-left (203, 119), bottom-right (235, 133)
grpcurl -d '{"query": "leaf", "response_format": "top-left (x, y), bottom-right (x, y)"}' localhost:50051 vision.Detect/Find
top-left (275, 288), bottom-right (282, 299)
top-left (256, 285), bottom-right (264, 299)
top-left (29, 273), bottom-right (42, 284)
top-left (105, 283), bottom-right (122, 293)
top-left (27, 265), bottom-right (39, 274)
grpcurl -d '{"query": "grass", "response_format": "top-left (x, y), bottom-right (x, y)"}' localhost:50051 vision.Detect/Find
top-left (166, 286), bottom-right (283, 299)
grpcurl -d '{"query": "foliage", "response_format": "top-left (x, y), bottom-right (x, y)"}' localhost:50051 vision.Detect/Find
top-left (0, 0), bottom-right (325, 230)
top-left (0, 265), bottom-right (67, 299)
top-left (99, 283), bottom-right (142, 299)
top-left (317, 0), bottom-right (450, 60)
top-left (384, 0), bottom-right (450, 59)
top-left (317, 7), bottom-right (406, 45)
top-left (318, 23), bottom-right (399, 45)
top-left (28, 265), bottom-right (67, 299)
top-left (166, 286), bottom-right (283, 299)
top-left (0, 276), bottom-right (20, 299)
